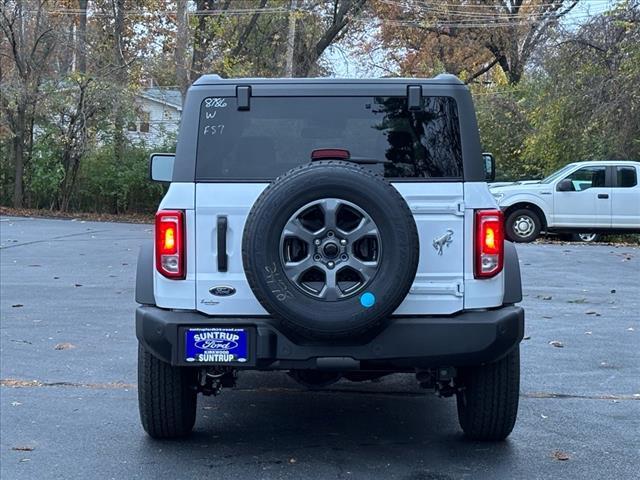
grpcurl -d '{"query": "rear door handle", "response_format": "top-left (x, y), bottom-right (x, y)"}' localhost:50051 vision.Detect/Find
top-left (217, 216), bottom-right (228, 272)
top-left (598, 193), bottom-right (609, 199)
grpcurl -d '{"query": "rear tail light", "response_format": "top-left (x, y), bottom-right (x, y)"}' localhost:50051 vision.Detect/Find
top-left (155, 210), bottom-right (185, 279)
top-left (475, 209), bottom-right (504, 278)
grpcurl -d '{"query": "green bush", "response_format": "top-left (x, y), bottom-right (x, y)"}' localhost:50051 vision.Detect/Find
top-left (24, 134), bottom-right (65, 209)
top-left (74, 142), bottom-right (169, 214)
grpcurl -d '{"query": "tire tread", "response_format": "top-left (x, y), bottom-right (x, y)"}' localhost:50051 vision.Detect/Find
top-left (138, 344), bottom-right (197, 439)
top-left (456, 347), bottom-right (520, 441)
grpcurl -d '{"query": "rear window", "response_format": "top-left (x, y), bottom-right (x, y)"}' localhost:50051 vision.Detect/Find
top-left (195, 96), bottom-right (463, 181)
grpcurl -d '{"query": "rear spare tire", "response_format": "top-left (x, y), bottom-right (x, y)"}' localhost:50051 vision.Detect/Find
top-left (242, 160), bottom-right (419, 340)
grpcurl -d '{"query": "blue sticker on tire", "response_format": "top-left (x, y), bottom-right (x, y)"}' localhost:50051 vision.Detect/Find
top-left (185, 327), bottom-right (248, 363)
top-left (360, 292), bottom-right (376, 308)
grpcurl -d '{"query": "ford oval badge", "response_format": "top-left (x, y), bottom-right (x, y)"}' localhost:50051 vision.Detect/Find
top-left (209, 286), bottom-right (236, 297)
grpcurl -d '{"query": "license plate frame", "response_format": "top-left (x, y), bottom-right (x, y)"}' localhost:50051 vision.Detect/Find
top-left (183, 327), bottom-right (252, 365)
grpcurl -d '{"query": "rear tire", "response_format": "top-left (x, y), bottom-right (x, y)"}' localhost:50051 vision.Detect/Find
top-left (138, 343), bottom-right (198, 439)
top-left (505, 209), bottom-right (541, 243)
top-left (456, 347), bottom-right (520, 441)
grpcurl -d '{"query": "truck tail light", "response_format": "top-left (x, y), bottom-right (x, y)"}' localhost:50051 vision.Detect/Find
top-left (155, 210), bottom-right (185, 279)
top-left (475, 209), bottom-right (504, 278)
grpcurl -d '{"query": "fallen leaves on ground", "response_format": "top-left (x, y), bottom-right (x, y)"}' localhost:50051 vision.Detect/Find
top-left (0, 206), bottom-right (153, 224)
top-left (1, 379), bottom-right (43, 388)
top-left (549, 340), bottom-right (564, 348)
top-left (552, 451), bottom-right (570, 461)
top-left (54, 343), bottom-right (76, 350)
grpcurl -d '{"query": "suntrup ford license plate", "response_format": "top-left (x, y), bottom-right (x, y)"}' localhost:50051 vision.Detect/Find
top-left (184, 327), bottom-right (249, 364)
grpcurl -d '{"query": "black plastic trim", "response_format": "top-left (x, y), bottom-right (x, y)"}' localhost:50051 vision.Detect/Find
top-left (407, 85), bottom-right (423, 110)
top-left (503, 241), bottom-right (522, 304)
top-left (217, 216), bottom-right (228, 272)
top-left (236, 85), bottom-right (251, 110)
top-left (135, 241), bottom-right (155, 305)
top-left (136, 305), bottom-right (524, 368)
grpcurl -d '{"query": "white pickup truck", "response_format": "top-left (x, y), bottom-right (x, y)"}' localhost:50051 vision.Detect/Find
top-left (490, 160), bottom-right (640, 242)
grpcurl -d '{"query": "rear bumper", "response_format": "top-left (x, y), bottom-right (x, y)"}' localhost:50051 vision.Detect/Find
top-left (137, 305), bottom-right (524, 370)
top-left (136, 305), bottom-right (524, 369)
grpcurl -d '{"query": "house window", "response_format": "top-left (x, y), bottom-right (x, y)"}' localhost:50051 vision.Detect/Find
top-left (139, 112), bottom-right (150, 133)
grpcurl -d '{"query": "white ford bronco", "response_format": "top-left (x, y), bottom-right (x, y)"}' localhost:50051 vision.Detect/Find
top-left (135, 75), bottom-right (524, 441)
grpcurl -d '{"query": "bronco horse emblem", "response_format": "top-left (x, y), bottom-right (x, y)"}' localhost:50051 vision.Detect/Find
top-left (433, 229), bottom-right (454, 255)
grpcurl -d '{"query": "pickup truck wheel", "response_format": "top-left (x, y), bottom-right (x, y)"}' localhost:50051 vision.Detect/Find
top-left (505, 209), bottom-right (541, 243)
top-left (456, 346), bottom-right (520, 441)
top-left (138, 343), bottom-right (198, 439)
top-left (574, 233), bottom-right (601, 243)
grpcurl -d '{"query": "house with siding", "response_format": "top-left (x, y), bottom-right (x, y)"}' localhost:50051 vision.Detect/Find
top-left (127, 88), bottom-right (182, 146)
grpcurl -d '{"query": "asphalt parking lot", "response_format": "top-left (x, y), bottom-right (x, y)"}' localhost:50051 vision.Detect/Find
top-left (1, 216), bottom-right (639, 479)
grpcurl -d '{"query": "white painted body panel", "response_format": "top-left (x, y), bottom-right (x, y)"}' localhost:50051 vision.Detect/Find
top-left (391, 183), bottom-right (465, 315)
top-left (611, 165), bottom-right (640, 228)
top-left (194, 183), bottom-right (269, 316)
top-left (154, 183), bottom-right (196, 309)
top-left (155, 181), bottom-right (504, 314)
top-left (462, 183), bottom-right (504, 309)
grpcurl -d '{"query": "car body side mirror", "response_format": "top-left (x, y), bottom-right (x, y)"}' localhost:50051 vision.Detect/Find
top-left (482, 153), bottom-right (495, 182)
top-left (150, 153), bottom-right (175, 183)
top-left (556, 179), bottom-right (574, 192)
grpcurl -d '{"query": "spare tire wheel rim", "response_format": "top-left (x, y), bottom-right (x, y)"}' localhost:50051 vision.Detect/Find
top-left (279, 198), bottom-right (381, 301)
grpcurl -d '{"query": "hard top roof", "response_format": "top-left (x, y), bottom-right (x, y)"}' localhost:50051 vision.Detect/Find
top-left (192, 73), bottom-right (465, 87)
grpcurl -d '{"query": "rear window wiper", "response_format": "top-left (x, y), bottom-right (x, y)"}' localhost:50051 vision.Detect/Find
top-left (347, 157), bottom-right (392, 165)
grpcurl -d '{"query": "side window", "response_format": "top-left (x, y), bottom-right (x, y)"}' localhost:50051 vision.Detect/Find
top-left (615, 166), bottom-right (637, 188)
top-left (560, 166), bottom-right (606, 191)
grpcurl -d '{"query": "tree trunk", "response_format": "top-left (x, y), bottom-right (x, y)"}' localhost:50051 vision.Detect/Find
top-left (293, 0), bottom-right (365, 77)
top-left (77, 0), bottom-right (88, 73)
top-left (191, 0), bottom-right (211, 80)
top-left (12, 102), bottom-right (26, 208)
top-left (285, 0), bottom-right (298, 77)
top-left (112, 0), bottom-right (126, 163)
top-left (190, 0), bottom-right (231, 81)
top-left (175, 0), bottom-right (189, 99)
